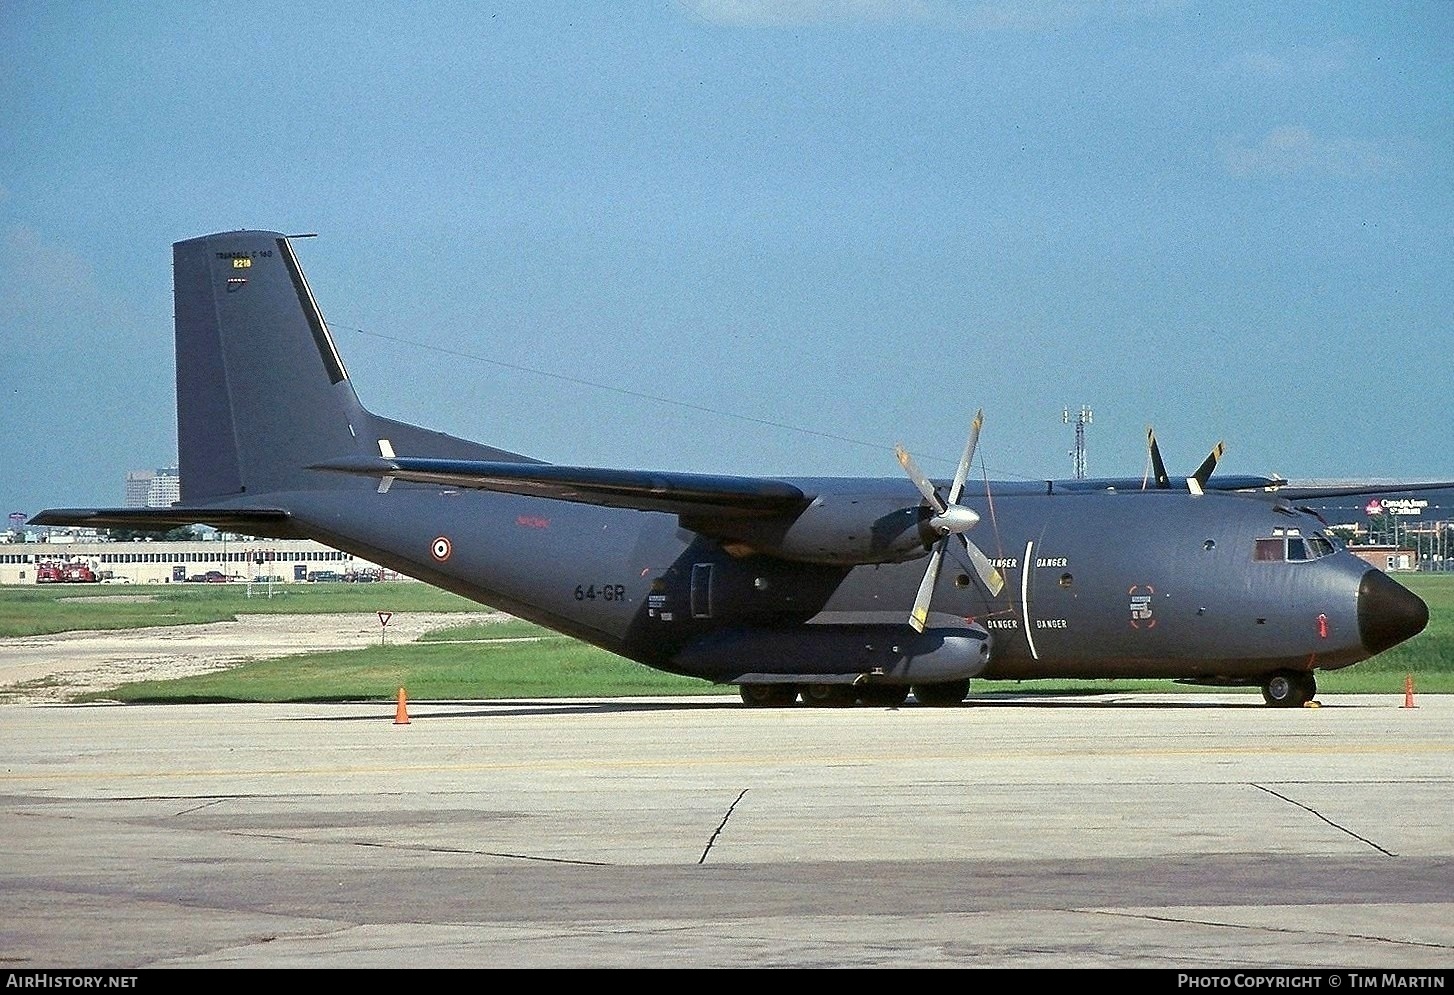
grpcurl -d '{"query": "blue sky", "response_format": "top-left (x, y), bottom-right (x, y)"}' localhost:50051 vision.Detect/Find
top-left (2, 1), bottom-right (1451, 521)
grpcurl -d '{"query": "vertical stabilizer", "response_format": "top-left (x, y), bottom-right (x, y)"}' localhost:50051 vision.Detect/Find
top-left (174, 230), bottom-right (370, 501)
top-left (173, 230), bottom-right (531, 503)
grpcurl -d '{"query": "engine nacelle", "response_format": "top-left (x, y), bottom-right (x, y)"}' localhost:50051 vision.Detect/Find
top-left (685, 493), bottom-right (932, 565)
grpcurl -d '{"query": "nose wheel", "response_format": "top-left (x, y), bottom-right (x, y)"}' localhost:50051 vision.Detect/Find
top-left (1262, 670), bottom-right (1316, 708)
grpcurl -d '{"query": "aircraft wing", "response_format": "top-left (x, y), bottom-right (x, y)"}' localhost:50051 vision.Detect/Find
top-left (1251, 480), bottom-right (1454, 501)
top-left (1051, 475), bottom-right (1454, 500)
top-left (1050, 473), bottom-right (1288, 493)
top-left (310, 456), bottom-right (812, 518)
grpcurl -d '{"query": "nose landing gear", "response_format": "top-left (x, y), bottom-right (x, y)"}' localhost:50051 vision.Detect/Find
top-left (1262, 670), bottom-right (1316, 708)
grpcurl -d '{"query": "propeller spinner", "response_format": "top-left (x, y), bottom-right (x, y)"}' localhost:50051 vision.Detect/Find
top-left (895, 410), bottom-right (1006, 633)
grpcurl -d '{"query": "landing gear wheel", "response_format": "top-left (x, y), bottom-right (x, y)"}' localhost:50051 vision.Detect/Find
top-left (912, 679), bottom-right (970, 707)
top-left (857, 684), bottom-right (910, 707)
top-left (739, 683), bottom-right (799, 707)
top-left (800, 683), bottom-right (857, 707)
top-left (1262, 670), bottom-right (1316, 708)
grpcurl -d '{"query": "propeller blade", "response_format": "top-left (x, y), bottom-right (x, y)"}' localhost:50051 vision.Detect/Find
top-left (895, 444), bottom-right (946, 514)
top-left (947, 409), bottom-right (984, 506)
top-left (958, 535), bottom-right (1006, 597)
top-left (1188, 441), bottom-right (1225, 496)
top-left (1147, 427), bottom-right (1170, 489)
top-left (909, 541), bottom-right (946, 633)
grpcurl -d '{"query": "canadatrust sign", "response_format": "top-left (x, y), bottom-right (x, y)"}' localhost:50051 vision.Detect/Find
top-left (1365, 498), bottom-right (1429, 517)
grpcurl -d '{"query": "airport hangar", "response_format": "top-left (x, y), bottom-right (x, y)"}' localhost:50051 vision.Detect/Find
top-left (0, 534), bottom-right (395, 586)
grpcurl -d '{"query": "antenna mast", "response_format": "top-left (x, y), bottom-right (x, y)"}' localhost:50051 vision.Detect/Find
top-left (1063, 405), bottom-right (1092, 479)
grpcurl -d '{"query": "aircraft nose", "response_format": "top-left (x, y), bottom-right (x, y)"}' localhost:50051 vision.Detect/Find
top-left (1358, 570), bottom-right (1429, 655)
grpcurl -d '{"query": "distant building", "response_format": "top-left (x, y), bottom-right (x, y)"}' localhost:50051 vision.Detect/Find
top-left (1347, 544), bottom-right (1418, 573)
top-left (0, 534), bottom-right (409, 586)
top-left (124, 468), bottom-right (181, 509)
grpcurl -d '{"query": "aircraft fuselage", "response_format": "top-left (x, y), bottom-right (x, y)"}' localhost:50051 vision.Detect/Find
top-left (261, 478), bottom-right (1391, 687)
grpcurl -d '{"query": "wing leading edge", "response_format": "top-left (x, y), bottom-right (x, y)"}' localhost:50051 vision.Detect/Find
top-left (309, 455), bottom-right (812, 518)
top-left (1257, 480), bottom-right (1454, 501)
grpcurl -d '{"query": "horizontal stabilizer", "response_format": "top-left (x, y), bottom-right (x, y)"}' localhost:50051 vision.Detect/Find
top-left (28, 507), bottom-right (293, 532)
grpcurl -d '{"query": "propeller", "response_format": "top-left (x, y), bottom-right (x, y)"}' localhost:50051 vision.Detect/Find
top-left (1145, 427), bottom-right (1224, 495)
top-left (895, 410), bottom-right (1006, 633)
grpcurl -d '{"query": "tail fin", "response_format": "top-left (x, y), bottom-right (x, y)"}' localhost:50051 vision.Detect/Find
top-left (173, 230), bottom-right (526, 503)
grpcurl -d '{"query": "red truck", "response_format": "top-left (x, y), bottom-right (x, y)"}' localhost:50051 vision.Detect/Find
top-left (61, 562), bottom-right (98, 582)
top-left (37, 561), bottom-right (98, 583)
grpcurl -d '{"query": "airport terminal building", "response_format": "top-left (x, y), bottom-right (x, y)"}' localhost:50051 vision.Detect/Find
top-left (0, 534), bottom-right (400, 586)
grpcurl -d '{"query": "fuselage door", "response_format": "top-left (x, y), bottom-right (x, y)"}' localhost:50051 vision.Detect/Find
top-left (691, 562), bottom-right (714, 619)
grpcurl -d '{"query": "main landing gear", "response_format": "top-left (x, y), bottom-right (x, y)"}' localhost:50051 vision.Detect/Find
top-left (1262, 670), bottom-right (1317, 708)
top-left (737, 683), bottom-right (800, 707)
top-left (737, 680), bottom-right (968, 708)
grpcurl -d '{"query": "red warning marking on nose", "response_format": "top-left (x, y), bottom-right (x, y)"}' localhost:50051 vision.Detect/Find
top-left (431, 536), bottom-right (452, 562)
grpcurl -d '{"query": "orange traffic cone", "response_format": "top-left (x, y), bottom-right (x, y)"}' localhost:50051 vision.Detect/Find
top-left (394, 686), bottom-right (411, 724)
top-left (1402, 674), bottom-right (1417, 710)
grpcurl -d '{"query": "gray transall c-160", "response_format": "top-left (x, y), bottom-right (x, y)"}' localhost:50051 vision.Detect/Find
top-left (32, 230), bottom-right (1436, 707)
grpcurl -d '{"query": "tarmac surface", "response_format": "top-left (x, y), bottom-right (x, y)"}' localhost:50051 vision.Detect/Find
top-left (3, 688), bottom-right (1452, 970)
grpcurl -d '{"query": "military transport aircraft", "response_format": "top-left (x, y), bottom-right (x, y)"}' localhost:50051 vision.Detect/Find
top-left (31, 230), bottom-right (1437, 708)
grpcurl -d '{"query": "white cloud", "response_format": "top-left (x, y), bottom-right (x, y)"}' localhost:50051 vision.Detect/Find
top-left (1225, 41), bottom-right (1353, 82)
top-left (5, 226), bottom-right (95, 296)
top-left (0, 227), bottom-right (97, 327)
top-left (1220, 125), bottom-right (1399, 179)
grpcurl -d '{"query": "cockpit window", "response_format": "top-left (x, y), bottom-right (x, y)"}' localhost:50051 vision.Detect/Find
top-left (1254, 538), bottom-right (1284, 561)
top-left (1254, 528), bottom-right (1337, 563)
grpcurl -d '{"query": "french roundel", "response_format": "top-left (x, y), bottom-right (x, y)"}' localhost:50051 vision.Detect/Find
top-left (431, 536), bottom-right (452, 562)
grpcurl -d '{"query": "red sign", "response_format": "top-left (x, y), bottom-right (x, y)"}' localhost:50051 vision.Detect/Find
top-left (378, 611), bottom-right (393, 628)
